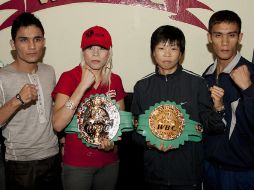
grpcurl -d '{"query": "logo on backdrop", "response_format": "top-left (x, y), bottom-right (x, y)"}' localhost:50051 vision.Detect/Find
top-left (0, 0), bottom-right (212, 31)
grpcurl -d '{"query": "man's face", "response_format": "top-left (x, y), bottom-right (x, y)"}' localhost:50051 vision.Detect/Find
top-left (153, 41), bottom-right (182, 75)
top-left (10, 25), bottom-right (45, 65)
top-left (208, 22), bottom-right (242, 65)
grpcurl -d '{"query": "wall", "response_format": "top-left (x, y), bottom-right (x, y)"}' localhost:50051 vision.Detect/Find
top-left (0, 0), bottom-right (253, 92)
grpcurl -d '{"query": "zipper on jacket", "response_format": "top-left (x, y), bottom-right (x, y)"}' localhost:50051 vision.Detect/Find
top-left (215, 74), bottom-right (219, 86)
top-left (165, 75), bottom-right (168, 82)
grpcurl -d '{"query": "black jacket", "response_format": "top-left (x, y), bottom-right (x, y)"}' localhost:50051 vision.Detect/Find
top-left (203, 56), bottom-right (254, 170)
top-left (131, 65), bottom-right (224, 186)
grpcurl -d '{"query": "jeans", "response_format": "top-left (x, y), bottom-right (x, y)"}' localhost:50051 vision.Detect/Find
top-left (204, 161), bottom-right (254, 190)
top-left (62, 162), bottom-right (119, 190)
top-left (144, 182), bottom-right (202, 190)
top-left (0, 147), bottom-right (5, 190)
top-left (5, 154), bottom-right (62, 190)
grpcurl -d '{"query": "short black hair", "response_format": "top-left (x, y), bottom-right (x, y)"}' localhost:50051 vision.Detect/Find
top-left (208, 10), bottom-right (241, 34)
top-left (150, 25), bottom-right (185, 54)
top-left (11, 12), bottom-right (44, 40)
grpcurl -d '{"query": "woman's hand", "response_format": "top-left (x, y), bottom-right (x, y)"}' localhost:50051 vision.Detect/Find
top-left (80, 66), bottom-right (96, 90)
top-left (98, 137), bottom-right (114, 151)
top-left (146, 141), bottom-right (176, 152)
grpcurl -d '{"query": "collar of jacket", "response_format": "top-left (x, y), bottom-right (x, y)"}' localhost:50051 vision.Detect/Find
top-left (204, 52), bottom-right (241, 76)
top-left (155, 63), bottom-right (182, 81)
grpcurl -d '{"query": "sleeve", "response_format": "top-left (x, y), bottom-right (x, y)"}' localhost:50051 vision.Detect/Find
top-left (114, 75), bottom-right (126, 102)
top-left (242, 82), bottom-right (254, 126)
top-left (52, 67), bottom-right (56, 87)
top-left (0, 80), bottom-right (6, 128)
top-left (51, 72), bottom-right (76, 100)
top-left (131, 82), bottom-right (146, 147)
top-left (131, 82), bottom-right (142, 117)
top-left (198, 79), bottom-right (226, 135)
top-left (0, 80), bottom-right (4, 107)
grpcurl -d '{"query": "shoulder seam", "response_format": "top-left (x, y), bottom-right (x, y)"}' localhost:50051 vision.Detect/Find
top-left (141, 72), bottom-right (156, 80)
top-left (0, 81), bottom-right (5, 105)
top-left (182, 69), bottom-right (203, 79)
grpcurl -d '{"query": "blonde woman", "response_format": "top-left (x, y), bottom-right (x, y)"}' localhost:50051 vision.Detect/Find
top-left (52, 26), bottom-right (126, 190)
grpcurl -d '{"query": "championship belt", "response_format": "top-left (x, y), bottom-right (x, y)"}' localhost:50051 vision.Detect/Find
top-left (137, 101), bottom-right (202, 149)
top-left (65, 94), bottom-right (133, 147)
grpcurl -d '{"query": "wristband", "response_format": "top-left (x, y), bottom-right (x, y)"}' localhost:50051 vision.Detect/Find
top-left (216, 108), bottom-right (225, 116)
top-left (214, 105), bottom-right (225, 112)
top-left (64, 99), bottom-right (77, 111)
top-left (15, 93), bottom-right (25, 105)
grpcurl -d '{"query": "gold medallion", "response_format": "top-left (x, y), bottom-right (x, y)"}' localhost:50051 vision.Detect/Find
top-left (149, 104), bottom-right (184, 140)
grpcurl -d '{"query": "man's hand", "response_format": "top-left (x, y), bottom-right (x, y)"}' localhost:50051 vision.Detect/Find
top-left (230, 64), bottom-right (252, 90)
top-left (209, 85), bottom-right (224, 111)
top-left (19, 84), bottom-right (38, 104)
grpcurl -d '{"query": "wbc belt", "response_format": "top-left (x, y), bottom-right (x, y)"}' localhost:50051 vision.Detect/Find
top-left (65, 94), bottom-right (133, 148)
top-left (137, 101), bottom-right (202, 149)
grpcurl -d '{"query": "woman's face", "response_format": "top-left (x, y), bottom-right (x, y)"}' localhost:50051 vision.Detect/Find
top-left (83, 45), bottom-right (109, 71)
top-left (153, 41), bottom-right (182, 75)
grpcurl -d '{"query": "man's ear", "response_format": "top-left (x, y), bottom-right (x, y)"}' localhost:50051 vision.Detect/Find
top-left (207, 33), bottom-right (212, 44)
top-left (238, 32), bottom-right (243, 44)
top-left (10, 39), bottom-right (16, 50)
top-left (42, 38), bottom-right (46, 47)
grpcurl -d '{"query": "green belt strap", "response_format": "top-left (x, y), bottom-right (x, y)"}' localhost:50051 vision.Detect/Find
top-left (65, 110), bottom-right (134, 140)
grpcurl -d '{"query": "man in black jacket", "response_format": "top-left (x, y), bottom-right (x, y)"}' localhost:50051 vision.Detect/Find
top-left (131, 25), bottom-right (224, 190)
top-left (203, 10), bottom-right (254, 190)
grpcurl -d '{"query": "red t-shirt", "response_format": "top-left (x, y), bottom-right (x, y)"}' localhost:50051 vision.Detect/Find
top-left (52, 65), bottom-right (126, 167)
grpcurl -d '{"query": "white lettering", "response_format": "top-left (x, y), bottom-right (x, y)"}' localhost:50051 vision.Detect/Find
top-left (39, 0), bottom-right (57, 4)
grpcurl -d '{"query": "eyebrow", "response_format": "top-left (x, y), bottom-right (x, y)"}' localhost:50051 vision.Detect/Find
top-left (212, 31), bottom-right (239, 35)
top-left (17, 35), bottom-right (44, 39)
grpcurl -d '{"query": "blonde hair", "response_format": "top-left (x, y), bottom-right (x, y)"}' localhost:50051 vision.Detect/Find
top-left (101, 47), bottom-right (113, 86)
